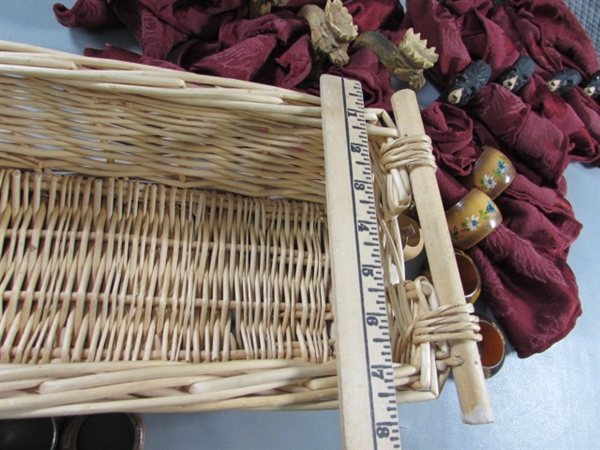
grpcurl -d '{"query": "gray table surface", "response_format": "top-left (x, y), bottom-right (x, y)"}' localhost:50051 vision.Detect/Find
top-left (1, 2), bottom-right (599, 449)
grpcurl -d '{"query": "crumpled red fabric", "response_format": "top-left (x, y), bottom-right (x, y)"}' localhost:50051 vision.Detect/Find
top-left (564, 88), bottom-right (600, 154)
top-left (486, 0), bottom-right (600, 161)
top-left (53, 0), bottom-right (121, 28)
top-left (468, 239), bottom-right (581, 357)
top-left (518, 74), bottom-right (600, 164)
top-left (431, 140), bottom-right (582, 358)
top-left (416, 2), bottom-right (600, 166)
top-left (424, 101), bottom-right (583, 259)
top-left (181, 11), bottom-right (310, 87)
top-left (54, 0), bottom-right (248, 59)
top-left (404, 0), bottom-right (577, 185)
top-left (400, 0), bottom-right (472, 89)
top-left (427, 0), bottom-right (600, 165)
top-left (409, 0), bottom-right (596, 355)
top-left (467, 83), bottom-right (571, 190)
top-left (420, 102), bottom-right (480, 177)
top-left (421, 90), bottom-right (583, 357)
top-left (54, 0), bottom-right (403, 109)
top-left (492, 0), bottom-right (599, 77)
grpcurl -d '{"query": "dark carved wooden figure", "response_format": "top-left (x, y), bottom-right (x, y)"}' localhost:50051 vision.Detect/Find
top-left (439, 60), bottom-right (492, 107)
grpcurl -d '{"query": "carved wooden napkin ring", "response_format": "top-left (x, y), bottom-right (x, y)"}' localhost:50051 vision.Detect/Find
top-left (581, 70), bottom-right (600, 98)
top-left (476, 315), bottom-right (506, 379)
top-left (546, 68), bottom-right (582, 96)
top-left (353, 28), bottom-right (439, 90)
top-left (298, 0), bottom-right (358, 68)
top-left (497, 55), bottom-right (536, 93)
top-left (439, 60), bottom-right (492, 107)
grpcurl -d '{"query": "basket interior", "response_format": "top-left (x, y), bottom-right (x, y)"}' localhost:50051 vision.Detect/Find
top-left (1, 170), bottom-right (332, 365)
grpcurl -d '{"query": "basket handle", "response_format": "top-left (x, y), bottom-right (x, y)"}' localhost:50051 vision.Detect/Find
top-left (391, 89), bottom-right (494, 425)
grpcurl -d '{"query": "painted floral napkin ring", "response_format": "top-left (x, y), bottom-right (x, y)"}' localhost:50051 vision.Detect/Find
top-left (464, 145), bottom-right (516, 199)
top-left (476, 315), bottom-right (506, 378)
top-left (446, 188), bottom-right (502, 250)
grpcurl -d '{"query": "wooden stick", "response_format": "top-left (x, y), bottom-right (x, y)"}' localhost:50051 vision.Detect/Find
top-left (2, 387), bottom-right (341, 419)
top-left (391, 90), bottom-right (494, 425)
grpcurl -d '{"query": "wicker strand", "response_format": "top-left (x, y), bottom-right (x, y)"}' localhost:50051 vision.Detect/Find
top-left (379, 135), bottom-right (437, 172)
top-left (412, 305), bottom-right (481, 345)
top-left (373, 134), bottom-right (437, 219)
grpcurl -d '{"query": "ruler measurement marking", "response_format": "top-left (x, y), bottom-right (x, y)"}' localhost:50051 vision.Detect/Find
top-left (378, 392), bottom-right (396, 398)
top-left (342, 79), bottom-right (381, 449)
top-left (344, 78), bottom-right (399, 450)
top-left (322, 75), bottom-right (400, 450)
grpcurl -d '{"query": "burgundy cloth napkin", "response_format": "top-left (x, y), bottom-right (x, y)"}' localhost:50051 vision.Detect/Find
top-left (403, 0), bottom-right (576, 186)
top-left (400, 0), bottom-right (472, 89)
top-left (490, 0), bottom-right (599, 77)
top-left (55, 0), bottom-right (248, 60)
top-left (421, 99), bottom-right (582, 357)
top-left (518, 74), bottom-right (600, 165)
top-left (53, 0), bottom-right (403, 109)
top-left (407, 0), bottom-right (593, 356)
top-left (423, 103), bottom-right (582, 262)
top-left (434, 162), bottom-right (582, 358)
top-left (564, 88), bottom-right (600, 157)
top-left (467, 83), bottom-right (571, 190)
top-left (429, 3), bottom-right (600, 166)
top-left (487, 0), bottom-right (600, 161)
top-left (424, 0), bottom-right (600, 166)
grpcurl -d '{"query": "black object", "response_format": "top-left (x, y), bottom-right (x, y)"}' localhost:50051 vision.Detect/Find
top-left (546, 68), bottom-right (583, 96)
top-left (580, 70), bottom-right (600, 99)
top-left (497, 55), bottom-right (536, 93)
top-left (0, 417), bottom-right (59, 450)
top-left (59, 414), bottom-right (144, 450)
top-left (439, 60), bottom-right (492, 107)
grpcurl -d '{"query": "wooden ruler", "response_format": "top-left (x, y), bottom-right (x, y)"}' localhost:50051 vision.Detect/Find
top-left (320, 75), bottom-right (401, 450)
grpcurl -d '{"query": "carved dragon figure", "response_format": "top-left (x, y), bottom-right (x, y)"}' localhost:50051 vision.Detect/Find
top-left (249, 0), bottom-right (290, 19)
top-left (298, 0), bottom-right (358, 70)
top-left (353, 29), bottom-right (438, 90)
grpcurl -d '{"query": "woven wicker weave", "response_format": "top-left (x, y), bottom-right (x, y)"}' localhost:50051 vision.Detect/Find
top-left (0, 41), bottom-right (326, 203)
top-left (0, 41), bottom-right (482, 418)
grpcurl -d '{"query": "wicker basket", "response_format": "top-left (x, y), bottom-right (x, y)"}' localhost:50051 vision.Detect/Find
top-left (0, 41), bottom-right (483, 419)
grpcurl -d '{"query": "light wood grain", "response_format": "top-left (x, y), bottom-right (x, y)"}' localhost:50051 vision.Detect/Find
top-left (391, 89), bottom-right (494, 425)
